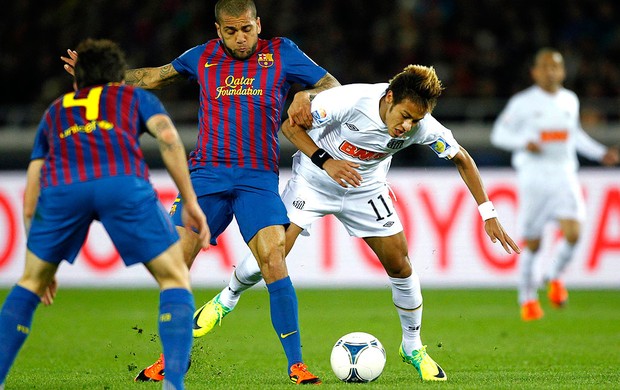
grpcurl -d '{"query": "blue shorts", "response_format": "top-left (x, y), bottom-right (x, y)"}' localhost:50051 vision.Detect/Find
top-left (27, 176), bottom-right (179, 266)
top-left (170, 166), bottom-right (289, 245)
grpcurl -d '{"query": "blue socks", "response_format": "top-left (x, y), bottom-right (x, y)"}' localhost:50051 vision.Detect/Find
top-left (266, 276), bottom-right (302, 372)
top-left (0, 285), bottom-right (40, 384)
top-left (0, 286), bottom-right (195, 389)
top-left (159, 288), bottom-right (194, 390)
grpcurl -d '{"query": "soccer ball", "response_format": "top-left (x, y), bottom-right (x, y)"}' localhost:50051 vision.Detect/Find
top-left (330, 332), bottom-right (386, 382)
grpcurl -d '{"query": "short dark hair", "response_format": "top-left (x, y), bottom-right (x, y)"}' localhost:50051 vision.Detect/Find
top-left (215, 0), bottom-right (256, 23)
top-left (533, 47), bottom-right (563, 67)
top-left (388, 65), bottom-right (444, 112)
top-left (74, 38), bottom-right (127, 89)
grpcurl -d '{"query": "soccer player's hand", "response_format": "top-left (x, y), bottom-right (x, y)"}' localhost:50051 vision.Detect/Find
top-left (182, 201), bottom-right (211, 250)
top-left (41, 277), bottom-right (58, 306)
top-left (323, 159), bottom-right (362, 188)
top-left (483, 218), bottom-right (521, 254)
top-left (602, 146), bottom-right (619, 166)
top-left (61, 49), bottom-right (78, 77)
top-left (288, 91), bottom-right (313, 128)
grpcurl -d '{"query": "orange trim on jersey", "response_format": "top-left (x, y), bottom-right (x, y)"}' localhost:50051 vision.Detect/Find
top-left (540, 130), bottom-right (568, 142)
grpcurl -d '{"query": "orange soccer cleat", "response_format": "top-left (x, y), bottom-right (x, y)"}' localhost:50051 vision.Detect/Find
top-left (520, 300), bottom-right (544, 321)
top-left (547, 279), bottom-right (568, 308)
top-left (134, 353), bottom-right (165, 382)
top-left (289, 363), bottom-right (322, 385)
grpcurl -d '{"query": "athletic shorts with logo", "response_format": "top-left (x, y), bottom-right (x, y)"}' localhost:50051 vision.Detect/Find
top-left (282, 167), bottom-right (403, 238)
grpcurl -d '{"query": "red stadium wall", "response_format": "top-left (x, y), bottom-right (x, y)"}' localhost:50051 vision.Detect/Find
top-left (0, 169), bottom-right (618, 288)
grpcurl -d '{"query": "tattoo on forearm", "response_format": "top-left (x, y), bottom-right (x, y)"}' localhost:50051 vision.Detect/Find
top-left (124, 69), bottom-right (148, 87)
top-left (159, 64), bottom-right (175, 79)
top-left (125, 64), bottom-right (181, 89)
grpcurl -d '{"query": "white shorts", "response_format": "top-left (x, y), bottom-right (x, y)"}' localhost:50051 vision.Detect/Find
top-left (518, 170), bottom-right (585, 239)
top-left (280, 173), bottom-right (403, 238)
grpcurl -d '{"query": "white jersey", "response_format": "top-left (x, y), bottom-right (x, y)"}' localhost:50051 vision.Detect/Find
top-left (491, 85), bottom-right (606, 175)
top-left (292, 83), bottom-right (460, 188)
top-left (282, 83), bottom-right (460, 237)
top-left (491, 85), bottom-right (605, 237)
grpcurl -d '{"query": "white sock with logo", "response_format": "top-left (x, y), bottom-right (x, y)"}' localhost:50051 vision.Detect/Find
top-left (389, 273), bottom-right (423, 353)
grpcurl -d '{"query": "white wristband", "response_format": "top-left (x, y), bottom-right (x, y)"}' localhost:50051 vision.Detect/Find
top-left (478, 201), bottom-right (498, 221)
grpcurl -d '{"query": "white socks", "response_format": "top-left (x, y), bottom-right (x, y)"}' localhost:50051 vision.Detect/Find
top-left (389, 273), bottom-right (424, 352)
top-left (518, 239), bottom-right (576, 305)
top-left (518, 248), bottom-right (538, 304)
top-left (545, 239), bottom-right (575, 281)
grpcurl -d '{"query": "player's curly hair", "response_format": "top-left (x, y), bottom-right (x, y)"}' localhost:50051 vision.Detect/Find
top-left (388, 65), bottom-right (444, 112)
top-left (74, 38), bottom-right (127, 89)
top-left (215, 0), bottom-right (257, 23)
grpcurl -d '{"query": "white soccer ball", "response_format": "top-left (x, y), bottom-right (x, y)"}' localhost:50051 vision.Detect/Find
top-left (330, 332), bottom-right (386, 382)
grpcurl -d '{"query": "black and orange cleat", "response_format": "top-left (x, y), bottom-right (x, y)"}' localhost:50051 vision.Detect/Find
top-left (289, 362), bottom-right (321, 385)
top-left (134, 353), bottom-right (165, 382)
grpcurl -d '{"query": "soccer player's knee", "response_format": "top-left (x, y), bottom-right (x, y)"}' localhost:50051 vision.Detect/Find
top-left (255, 253), bottom-right (286, 281)
top-left (382, 253), bottom-right (412, 278)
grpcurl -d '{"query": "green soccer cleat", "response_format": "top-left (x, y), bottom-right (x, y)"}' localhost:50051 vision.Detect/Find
top-left (399, 344), bottom-right (447, 381)
top-left (192, 292), bottom-right (233, 338)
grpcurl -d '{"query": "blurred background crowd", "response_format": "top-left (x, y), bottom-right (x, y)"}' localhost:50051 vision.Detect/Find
top-left (2, 0), bottom-right (619, 168)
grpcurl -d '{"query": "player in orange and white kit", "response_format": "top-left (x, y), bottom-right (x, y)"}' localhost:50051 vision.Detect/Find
top-left (192, 64), bottom-right (521, 382)
top-left (491, 48), bottom-right (619, 321)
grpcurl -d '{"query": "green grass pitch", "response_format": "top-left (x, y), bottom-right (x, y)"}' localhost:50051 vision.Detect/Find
top-left (1, 287), bottom-right (619, 389)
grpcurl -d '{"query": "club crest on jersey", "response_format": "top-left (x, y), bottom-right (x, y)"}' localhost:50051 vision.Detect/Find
top-left (386, 138), bottom-right (404, 150)
top-left (258, 53), bottom-right (274, 68)
top-left (430, 137), bottom-right (450, 155)
top-left (292, 198), bottom-right (305, 210)
top-left (312, 108), bottom-right (329, 124)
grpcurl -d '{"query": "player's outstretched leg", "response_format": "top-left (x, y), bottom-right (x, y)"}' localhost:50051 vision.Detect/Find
top-left (399, 344), bottom-right (447, 381)
top-left (193, 253), bottom-right (263, 338)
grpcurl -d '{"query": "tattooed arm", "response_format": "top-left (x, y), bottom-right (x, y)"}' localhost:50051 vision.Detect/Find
top-left (62, 50), bottom-right (184, 90)
top-left (124, 64), bottom-right (185, 89)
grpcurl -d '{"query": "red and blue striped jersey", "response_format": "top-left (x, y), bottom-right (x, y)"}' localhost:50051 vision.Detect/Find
top-left (172, 37), bottom-right (327, 173)
top-left (31, 83), bottom-right (168, 188)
